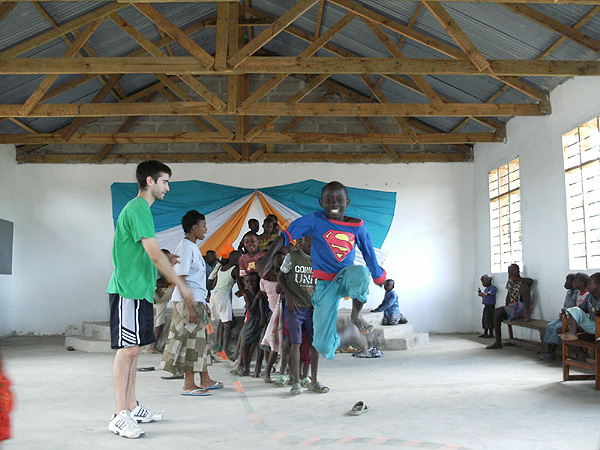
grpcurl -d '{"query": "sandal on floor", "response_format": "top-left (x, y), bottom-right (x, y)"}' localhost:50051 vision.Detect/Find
top-left (348, 401), bottom-right (368, 416)
top-left (309, 381), bottom-right (329, 393)
top-left (300, 377), bottom-right (312, 388)
top-left (273, 374), bottom-right (288, 387)
top-left (290, 383), bottom-right (302, 395)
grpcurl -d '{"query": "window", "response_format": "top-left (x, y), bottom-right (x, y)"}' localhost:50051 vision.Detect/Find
top-left (489, 158), bottom-right (522, 273)
top-left (563, 116), bottom-right (600, 270)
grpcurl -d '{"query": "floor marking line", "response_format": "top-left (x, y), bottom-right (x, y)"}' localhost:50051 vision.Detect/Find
top-left (299, 437), bottom-right (321, 446)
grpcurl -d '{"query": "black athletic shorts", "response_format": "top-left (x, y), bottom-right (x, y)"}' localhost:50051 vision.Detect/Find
top-left (109, 294), bottom-right (156, 349)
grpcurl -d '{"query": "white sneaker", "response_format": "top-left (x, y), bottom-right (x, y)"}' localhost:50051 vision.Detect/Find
top-left (131, 404), bottom-right (163, 423)
top-left (108, 410), bottom-right (145, 438)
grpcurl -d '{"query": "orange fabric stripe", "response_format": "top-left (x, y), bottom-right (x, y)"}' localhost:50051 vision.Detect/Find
top-left (257, 192), bottom-right (289, 228)
top-left (200, 194), bottom-right (255, 255)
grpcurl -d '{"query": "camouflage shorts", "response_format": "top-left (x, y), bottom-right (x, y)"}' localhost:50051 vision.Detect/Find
top-left (159, 301), bottom-right (209, 374)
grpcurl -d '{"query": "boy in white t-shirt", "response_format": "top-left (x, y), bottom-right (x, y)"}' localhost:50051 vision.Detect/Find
top-left (159, 210), bottom-right (224, 396)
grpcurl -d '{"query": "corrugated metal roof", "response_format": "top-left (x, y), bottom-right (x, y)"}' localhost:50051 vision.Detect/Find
top-left (0, 0), bottom-right (598, 137)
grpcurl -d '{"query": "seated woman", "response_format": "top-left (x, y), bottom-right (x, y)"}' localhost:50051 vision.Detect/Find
top-left (486, 264), bottom-right (534, 350)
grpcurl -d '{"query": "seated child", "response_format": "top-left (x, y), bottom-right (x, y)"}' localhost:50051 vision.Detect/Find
top-left (371, 279), bottom-right (406, 326)
top-left (477, 275), bottom-right (496, 338)
top-left (258, 181), bottom-right (386, 360)
top-left (159, 210), bottom-right (223, 396)
top-left (486, 264), bottom-right (533, 350)
top-left (539, 273), bottom-right (579, 361)
top-left (560, 272), bottom-right (600, 341)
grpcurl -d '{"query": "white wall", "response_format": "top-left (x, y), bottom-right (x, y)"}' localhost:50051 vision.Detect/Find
top-left (4, 160), bottom-right (476, 335)
top-left (0, 145), bottom-right (16, 335)
top-left (473, 76), bottom-right (600, 335)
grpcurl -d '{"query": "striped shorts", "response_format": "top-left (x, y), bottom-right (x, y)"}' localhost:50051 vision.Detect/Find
top-left (109, 294), bottom-right (155, 349)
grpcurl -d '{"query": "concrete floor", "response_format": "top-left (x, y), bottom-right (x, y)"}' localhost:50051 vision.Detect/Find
top-left (1, 334), bottom-right (599, 450)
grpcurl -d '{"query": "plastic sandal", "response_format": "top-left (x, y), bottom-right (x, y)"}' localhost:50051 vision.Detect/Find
top-left (290, 383), bottom-right (302, 395)
top-left (273, 374), bottom-right (288, 387)
top-left (300, 377), bottom-right (312, 388)
top-left (309, 381), bottom-right (329, 393)
top-left (348, 401), bottom-right (368, 415)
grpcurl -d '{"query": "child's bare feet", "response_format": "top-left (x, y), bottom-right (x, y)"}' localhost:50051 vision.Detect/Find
top-left (351, 315), bottom-right (373, 334)
top-left (237, 368), bottom-right (250, 376)
top-left (253, 370), bottom-right (261, 378)
top-left (263, 371), bottom-right (272, 383)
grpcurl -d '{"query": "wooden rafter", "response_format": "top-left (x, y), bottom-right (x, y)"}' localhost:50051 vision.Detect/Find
top-left (19, 19), bottom-right (103, 116)
top-left (96, 91), bottom-right (159, 162)
top-left (228, 0), bottom-right (320, 68)
top-left (0, 131), bottom-right (502, 145)
top-left (359, 74), bottom-right (419, 143)
top-left (237, 10), bottom-right (356, 113)
top-left (246, 74), bottom-right (329, 141)
top-left (314, 0), bottom-right (326, 38)
top-left (363, 18), bottom-right (444, 107)
top-left (215, 3), bottom-right (229, 71)
top-left (0, 3), bottom-right (16, 24)
top-left (0, 102), bottom-right (546, 118)
top-left (0, 2), bottom-right (125, 58)
top-left (3, 57), bottom-right (599, 76)
top-left (502, 3), bottom-right (600, 54)
top-left (423, 2), bottom-right (490, 72)
top-left (133, 3), bottom-right (214, 67)
top-left (17, 152), bottom-right (471, 165)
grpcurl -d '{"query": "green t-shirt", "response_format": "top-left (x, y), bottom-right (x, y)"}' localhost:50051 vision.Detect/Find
top-left (282, 249), bottom-right (316, 309)
top-left (107, 196), bottom-right (157, 302)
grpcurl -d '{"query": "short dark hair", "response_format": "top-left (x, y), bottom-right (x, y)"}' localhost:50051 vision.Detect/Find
top-left (590, 273), bottom-right (600, 285)
top-left (136, 160), bottom-right (172, 190)
top-left (576, 272), bottom-right (590, 286)
top-left (181, 210), bottom-right (205, 234)
top-left (321, 181), bottom-right (348, 198)
top-left (566, 273), bottom-right (576, 281)
top-left (248, 218), bottom-right (259, 225)
top-left (267, 214), bottom-right (278, 223)
top-left (243, 231), bottom-right (258, 241)
top-left (246, 271), bottom-right (260, 284)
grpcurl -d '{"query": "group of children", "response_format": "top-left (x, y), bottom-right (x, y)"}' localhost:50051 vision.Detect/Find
top-left (154, 182), bottom-right (398, 398)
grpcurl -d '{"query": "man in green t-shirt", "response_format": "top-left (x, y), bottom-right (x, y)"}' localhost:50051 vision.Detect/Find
top-left (107, 160), bottom-right (193, 439)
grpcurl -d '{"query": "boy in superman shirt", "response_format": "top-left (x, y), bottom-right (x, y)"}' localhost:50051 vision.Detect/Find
top-left (257, 181), bottom-right (386, 360)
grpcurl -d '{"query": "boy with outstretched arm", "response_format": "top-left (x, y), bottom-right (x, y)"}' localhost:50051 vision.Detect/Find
top-left (257, 181), bottom-right (386, 360)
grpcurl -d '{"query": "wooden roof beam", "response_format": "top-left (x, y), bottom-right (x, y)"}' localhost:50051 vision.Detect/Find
top-left (0, 131), bottom-right (502, 145)
top-left (19, 20), bottom-right (102, 116)
top-left (0, 2), bottom-right (126, 58)
top-left (237, 10), bottom-right (356, 113)
top-left (133, 3), bottom-right (214, 67)
top-left (502, 3), bottom-right (600, 54)
top-left (363, 18), bottom-right (444, 107)
top-left (328, 0), bottom-right (464, 59)
top-left (228, 0), bottom-right (320, 68)
top-left (17, 151), bottom-right (471, 165)
top-left (0, 101), bottom-right (547, 118)
top-left (359, 74), bottom-right (419, 144)
top-left (3, 57), bottom-right (598, 76)
top-left (424, 2), bottom-right (490, 72)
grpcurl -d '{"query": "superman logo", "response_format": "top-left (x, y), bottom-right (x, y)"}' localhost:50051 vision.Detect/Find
top-left (323, 230), bottom-right (356, 263)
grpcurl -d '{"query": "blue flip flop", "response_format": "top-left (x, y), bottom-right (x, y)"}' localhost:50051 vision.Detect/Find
top-left (182, 389), bottom-right (211, 396)
top-left (205, 381), bottom-right (224, 390)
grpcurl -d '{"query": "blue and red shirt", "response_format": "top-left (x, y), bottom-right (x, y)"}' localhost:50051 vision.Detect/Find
top-left (281, 210), bottom-right (386, 284)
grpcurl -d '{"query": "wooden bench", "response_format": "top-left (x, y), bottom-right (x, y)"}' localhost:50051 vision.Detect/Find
top-left (562, 314), bottom-right (600, 390)
top-left (504, 318), bottom-right (550, 352)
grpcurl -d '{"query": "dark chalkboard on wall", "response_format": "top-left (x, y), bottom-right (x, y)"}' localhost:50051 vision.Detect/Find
top-left (0, 219), bottom-right (14, 275)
